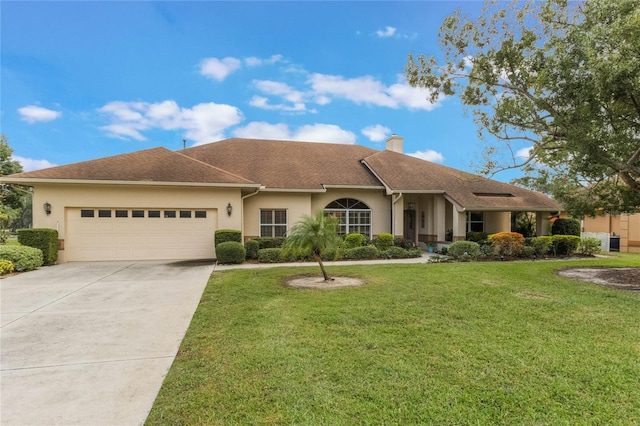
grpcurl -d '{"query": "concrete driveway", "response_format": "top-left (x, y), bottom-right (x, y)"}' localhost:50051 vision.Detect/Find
top-left (0, 260), bottom-right (213, 426)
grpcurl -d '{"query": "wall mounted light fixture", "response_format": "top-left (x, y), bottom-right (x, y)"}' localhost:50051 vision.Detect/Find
top-left (43, 202), bottom-right (52, 215)
top-left (226, 203), bottom-right (232, 217)
top-left (407, 202), bottom-right (416, 210)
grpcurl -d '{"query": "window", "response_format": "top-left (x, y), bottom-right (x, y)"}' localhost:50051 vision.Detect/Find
top-left (324, 198), bottom-right (372, 238)
top-left (81, 209), bottom-right (94, 218)
top-left (132, 210), bottom-right (145, 218)
top-left (467, 211), bottom-right (484, 232)
top-left (98, 210), bottom-right (112, 218)
top-left (195, 210), bottom-right (207, 218)
top-left (260, 209), bottom-right (287, 237)
top-left (164, 210), bottom-right (176, 218)
top-left (148, 210), bottom-right (161, 218)
top-left (115, 210), bottom-right (128, 218)
top-left (180, 210), bottom-right (192, 218)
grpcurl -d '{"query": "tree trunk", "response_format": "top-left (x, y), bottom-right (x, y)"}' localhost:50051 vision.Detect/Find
top-left (313, 253), bottom-right (332, 282)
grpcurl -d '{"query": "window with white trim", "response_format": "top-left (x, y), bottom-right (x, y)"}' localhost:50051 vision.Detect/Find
top-left (467, 211), bottom-right (484, 232)
top-left (260, 209), bottom-right (287, 237)
top-left (324, 198), bottom-right (371, 238)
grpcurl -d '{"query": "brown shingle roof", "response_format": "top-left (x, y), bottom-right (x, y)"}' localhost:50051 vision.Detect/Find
top-left (363, 150), bottom-right (561, 211)
top-left (6, 147), bottom-right (255, 185)
top-left (4, 138), bottom-right (560, 210)
top-left (182, 138), bottom-right (383, 189)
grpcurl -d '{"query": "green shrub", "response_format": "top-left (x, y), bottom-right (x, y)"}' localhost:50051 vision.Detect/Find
top-left (244, 240), bottom-right (260, 260)
top-left (551, 235), bottom-right (581, 256)
top-left (258, 248), bottom-right (282, 263)
top-left (0, 245), bottom-right (43, 271)
top-left (254, 237), bottom-right (286, 249)
top-left (489, 232), bottom-right (525, 257)
top-left (0, 259), bottom-right (15, 275)
top-left (373, 233), bottom-right (394, 251)
top-left (521, 246), bottom-right (535, 258)
top-left (393, 237), bottom-right (414, 249)
top-left (577, 237), bottom-right (602, 256)
top-left (528, 236), bottom-right (552, 256)
top-left (341, 245), bottom-right (379, 260)
top-left (343, 233), bottom-right (366, 249)
top-left (321, 247), bottom-right (338, 261)
top-left (214, 229), bottom-right (242, 246)
top-left (551, 218), bottom-right (580, 236)
top-left (447, 241), bottom-right (481, 261)
top-left (380, 246), bottom-right (422, 259)
top-left (478, 241), bottom-right (497, 258)
top-left (466, 231), bottom-right (489, 242)
top-left (17, 228), bottom-right (58, 265)
top-left (215, 241), bottom-right (246, 264)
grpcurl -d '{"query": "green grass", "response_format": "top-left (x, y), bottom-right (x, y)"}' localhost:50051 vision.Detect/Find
top-left (147, 255), bottom-right (640, 425)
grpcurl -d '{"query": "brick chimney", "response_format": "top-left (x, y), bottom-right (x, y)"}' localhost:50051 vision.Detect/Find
top-left (385, 134), bottom-right (403, 153)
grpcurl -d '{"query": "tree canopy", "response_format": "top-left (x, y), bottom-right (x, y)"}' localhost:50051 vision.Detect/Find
top-left (406, 0), bottom-right (640, 216)
top-left (1, 134), bottom-right (25, 211)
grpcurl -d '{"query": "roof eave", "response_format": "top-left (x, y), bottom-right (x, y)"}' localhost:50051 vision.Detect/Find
top-left (0, 177), bottom-right (261, 189)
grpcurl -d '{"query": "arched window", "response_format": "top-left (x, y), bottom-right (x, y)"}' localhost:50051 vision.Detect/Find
top-left (324, 198), bottom-right (372, 238)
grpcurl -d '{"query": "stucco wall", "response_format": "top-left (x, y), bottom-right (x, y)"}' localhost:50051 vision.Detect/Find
top-left (484, 211), bottom-right (511, 234)
top-left (242, 192), bottom-right (312, 239)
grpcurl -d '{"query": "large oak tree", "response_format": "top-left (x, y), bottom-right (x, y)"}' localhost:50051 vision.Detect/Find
top-left (406, 0), bottom-right (640, 216)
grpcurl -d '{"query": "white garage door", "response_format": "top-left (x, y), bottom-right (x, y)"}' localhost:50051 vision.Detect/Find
top-left (65, 207), bottom-right (217, 261)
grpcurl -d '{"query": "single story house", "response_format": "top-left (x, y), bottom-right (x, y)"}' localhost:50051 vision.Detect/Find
top-left (2, 135), bottom-right (561, 262)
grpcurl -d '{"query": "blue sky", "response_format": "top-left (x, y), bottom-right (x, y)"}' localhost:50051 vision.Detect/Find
top-left (2, 1), bottom-right (527, 182)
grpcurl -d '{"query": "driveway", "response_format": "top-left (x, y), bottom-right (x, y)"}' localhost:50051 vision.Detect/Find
top-left (0, 260), bottom-right (213, 426)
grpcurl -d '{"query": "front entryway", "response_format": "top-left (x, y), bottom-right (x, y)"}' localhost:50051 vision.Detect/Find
top-left (403, 209), bottom-right (416, 242)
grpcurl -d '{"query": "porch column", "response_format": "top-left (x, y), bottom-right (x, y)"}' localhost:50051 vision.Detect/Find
top-left (452, 209), bottom-right (467, 241)
top-left (536, 212), bottom-right (551, 236)
top-left (434, 196), bottom-right (446, 241)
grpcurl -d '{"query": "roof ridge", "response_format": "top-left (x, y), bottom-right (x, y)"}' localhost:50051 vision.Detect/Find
top-left (172, 149), bottom-right (256, 184)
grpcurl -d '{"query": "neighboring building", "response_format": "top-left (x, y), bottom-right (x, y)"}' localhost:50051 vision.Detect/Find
top-left (582, 213), bottom-right (640, 253)
top-left (2, 136), bottom-right (561, 262)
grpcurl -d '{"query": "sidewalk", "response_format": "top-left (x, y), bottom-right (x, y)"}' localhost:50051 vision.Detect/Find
top-left (213, 251), bottom-right (437, 271)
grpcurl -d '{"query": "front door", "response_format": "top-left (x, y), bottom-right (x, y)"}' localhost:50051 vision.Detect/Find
top-left (403, 209), bottom-right (416, 242)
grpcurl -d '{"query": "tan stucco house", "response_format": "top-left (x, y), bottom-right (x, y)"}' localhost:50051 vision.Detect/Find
top-left (582, 212), bottom-right (640, 253)
top-left (2, 136), bottom-right (561, 262)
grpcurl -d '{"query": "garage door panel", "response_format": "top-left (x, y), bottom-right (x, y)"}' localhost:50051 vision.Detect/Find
top-left (66, 208), bottom-right (217, 261)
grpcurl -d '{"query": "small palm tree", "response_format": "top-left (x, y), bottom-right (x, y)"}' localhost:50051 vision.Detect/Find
top-left (284, 210), bottom-right (340, 281)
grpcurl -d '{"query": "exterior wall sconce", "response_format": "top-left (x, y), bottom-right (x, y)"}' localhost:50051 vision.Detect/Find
top-left (43, 202), bottom-right (52, 215)
top-left (226, 203), bottom-right (232, 217)
top-left (407, 202), bottom-right (416, 210)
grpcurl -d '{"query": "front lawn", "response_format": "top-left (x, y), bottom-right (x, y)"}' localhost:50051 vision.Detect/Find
top-left (147, 255), bottom-right (640, 425)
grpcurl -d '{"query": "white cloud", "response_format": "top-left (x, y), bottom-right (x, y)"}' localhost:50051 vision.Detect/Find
top-left (516, 146), bottom-right (532, 159)
top-left (362, 124), bottom-right (391, 142)
top-left (233, 122), bottom-right (355, 144)
top-left (308, 73), bottom-right (442, 110)
top-left (98, 100), bottom-right (243, 144)
top-left (200, 57), bottom-right (242, 81)
top-left (245, 54), bottom-right (283, 67)
top-left (409, 149), bottom-right (445, 163)
top-left (376, 26), bottom-right (397, 38)
top-left (18, 105), bottom-right (62, 123)
top-left (12, 155), bottom-right (57, 172)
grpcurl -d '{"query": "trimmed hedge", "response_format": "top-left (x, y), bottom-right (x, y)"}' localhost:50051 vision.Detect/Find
top-left (17, 228), bottom-right (58, 265)
top-left (373, 233), bottom-right (394, 251)
top-left (343, 233), bottom-right (366, 249)
top-left (215, 241), bottom-right (246, 264)
top-left (214, 229), bottom-right (242, 247)
top-left (258, 248), bottom-right (282, 263)
top-left (244, 240), bottom-right (260, 260)
top-left (552, 218), bottom-right (580, 236)
top-left (0, 245), bottom-right (44, 271)
top-left (466, 231), bottom-right (489, 242)
top-left (447, 241), bottom-right (481, 261)
top-left (527, 236), bottom-right (552, 256)
top-left (489, 232), bottom-right (525, 257)
top-left (341, 245), bottom-right (379, 260)
top-left (253, 237), bottom-right (286, 249)
top-left (551, 235), bottom-right (581, 256)
top-left (380, 246), bottom-right (422, 259)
